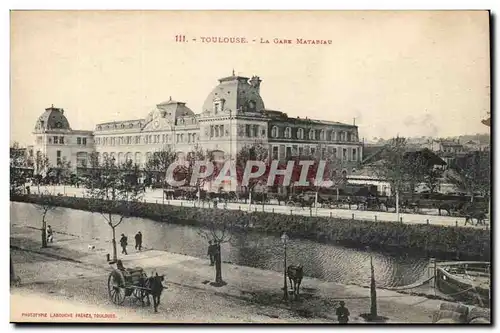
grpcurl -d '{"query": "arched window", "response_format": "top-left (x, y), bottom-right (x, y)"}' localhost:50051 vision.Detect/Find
top-left (135, 152), bottom-right (142, 166)
top-left (320, 129), bottom-right (326, 141)
top-left (110, 152), bottom-right (116, 162)
top-left (309, 129), bottom-right (316, 140)
top-left (146, 152), bottom-right (152, 163)
top-left (271, 126), bottom-right (279, 138)
top-left (103, 152), bottom-right (109, 161)
top-left (297, 128), bottom-right (304, 139)
top-left (211, 150), bottom-right (225, 161)
top-left (125, 152), bottom-right (132, 162)
top-left (118, 152), bottom-right (124, 164)
top-left (331, 131), bottom-right (337, 141)
top-left (76, 152), bottom-right (88, 168)
top-left (176, 151), bottom-right (186, 162)
top-left (284, 127), bottom-right (291, 139)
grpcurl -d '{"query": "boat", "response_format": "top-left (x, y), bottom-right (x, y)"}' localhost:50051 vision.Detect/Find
top-left (435, 261), bottom-right (490, 307)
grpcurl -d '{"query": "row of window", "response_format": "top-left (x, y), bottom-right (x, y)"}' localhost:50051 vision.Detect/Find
top-left (52, 136), bottom-right (64, 145)
top-left (210, 124), bottom-right (265, 138)
top-left (271, 145), bottom-right (358, 161)
top-left (76, 137), bottom-right (88, 145)
top-left (37, 136), bottom-right (88, 146)
top-left (244, 124), bottom-right (265, 138)
top-left (270, 126), bottom-right (357, 142)
top-left (96, 133), bottom-right (198, 146)
top-left (100, 151), bottom-right (168, 166)
top-left (210, 124), bottom-right (226, 137)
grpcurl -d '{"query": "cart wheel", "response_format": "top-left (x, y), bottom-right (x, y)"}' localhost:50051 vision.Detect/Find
top-left (108, 272), bottom-right (126, 305)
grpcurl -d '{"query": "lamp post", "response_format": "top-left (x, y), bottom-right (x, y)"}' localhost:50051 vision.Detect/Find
top-left (281, 232), bottom-right (289, 301)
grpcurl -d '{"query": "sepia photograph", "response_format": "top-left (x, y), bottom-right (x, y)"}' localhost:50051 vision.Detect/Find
top-left (9, 10), bottom-right (491, 324)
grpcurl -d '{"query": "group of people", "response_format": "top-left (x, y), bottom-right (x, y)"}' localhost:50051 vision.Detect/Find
top-left (206, 240), bottom-right (221, 266)
top-left (119, 231), bottom-right (143, 255)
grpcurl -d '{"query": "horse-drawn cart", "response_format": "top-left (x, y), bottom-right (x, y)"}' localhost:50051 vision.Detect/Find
top-left (108, 266), bottom-right (150, 305)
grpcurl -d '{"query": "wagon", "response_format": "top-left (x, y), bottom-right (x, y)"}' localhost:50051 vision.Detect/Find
top-left (107, 266), bottom-right (150, 305)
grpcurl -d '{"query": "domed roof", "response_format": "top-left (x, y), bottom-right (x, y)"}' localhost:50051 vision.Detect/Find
top-left (156, 97), bottom-right (195, 118)
top-left (202, 73), bottom-right (265, 114)
top-left (34, 105), bottom-right (71, 131)
top-left (143, 97), bottom-right (196, 125)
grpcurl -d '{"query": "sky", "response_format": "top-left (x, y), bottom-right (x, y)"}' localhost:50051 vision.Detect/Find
top-left (10, 10), bottom-right (491, 146)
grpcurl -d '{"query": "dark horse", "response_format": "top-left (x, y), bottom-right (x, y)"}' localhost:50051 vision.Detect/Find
top-left (287, 264), bottom-right (303, 298)
top-left (144, 273), bottom-right (165, 313)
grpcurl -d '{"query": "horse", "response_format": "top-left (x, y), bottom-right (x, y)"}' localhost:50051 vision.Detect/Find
top-left (287, 264), bottom-right (303, 298)
top-left (437, 201), bottom-right (465, 216)
top-left (465, 210), bottom-right (487, 226)
top-left (144, 273), bottom-right (166, 313)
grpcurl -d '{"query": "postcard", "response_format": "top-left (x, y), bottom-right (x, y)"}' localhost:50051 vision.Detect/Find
top-left (10, 10), bottom-right (491, 324)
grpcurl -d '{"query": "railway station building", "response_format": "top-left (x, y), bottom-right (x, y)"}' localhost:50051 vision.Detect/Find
top-left (32, 72), bottom-right (364, 191)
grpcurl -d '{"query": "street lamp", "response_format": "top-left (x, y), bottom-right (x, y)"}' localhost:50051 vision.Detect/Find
top-left (281, 232), bottom-right (289, 301)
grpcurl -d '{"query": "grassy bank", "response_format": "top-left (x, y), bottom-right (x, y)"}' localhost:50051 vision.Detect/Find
top-left (11, 194), bottom-right (490, 260)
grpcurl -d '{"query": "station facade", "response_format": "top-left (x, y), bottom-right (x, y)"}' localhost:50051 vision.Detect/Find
top-left (32, 73), bottom-right (363, 189)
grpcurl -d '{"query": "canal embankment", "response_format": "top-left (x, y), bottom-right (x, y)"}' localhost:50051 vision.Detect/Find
top-left (10, 194), bottom-right (491, 261)
top-left (11, 223), bottom-right (453, 323)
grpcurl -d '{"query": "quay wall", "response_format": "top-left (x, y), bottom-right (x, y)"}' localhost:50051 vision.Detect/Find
top-left (10, 194), bottom-right (490, 260)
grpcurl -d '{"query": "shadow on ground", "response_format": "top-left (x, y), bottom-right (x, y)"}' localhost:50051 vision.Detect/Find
top-left (240, 288), bottom-right (339, 320)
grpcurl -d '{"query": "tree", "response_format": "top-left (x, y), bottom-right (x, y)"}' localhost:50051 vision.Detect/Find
top-left (307, 147), bottom-right (345, 210)
top-left (184, 144), bottom-right (213, 204)
top-left (235, 143), bottom-right (269, 211)
top-left (34, 191), bottom-right (58, 248)
top-left (33, 151), bottom-right (50, 192)
top-left (423, 167), bottom-right (443, 194)
top-left (144, 146), bottom-right (177, 204)
top-left (10, 142), bottom-right (28, 195)
top-left (84, 155), bottom-right (144, 262)
top-left (57, 157), bottom-right (72, 194)
top-left (197, 214), bottom-right (239, 286)
top-left (403, 152), bottom-right (430, 200)
top-left (372, 137), bottom-right (417, 221)
top-left (446, 151), bottom-right (490, 203)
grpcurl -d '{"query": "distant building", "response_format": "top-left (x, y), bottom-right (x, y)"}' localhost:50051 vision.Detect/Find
top-left (351, 146), bottom-right (446, 196)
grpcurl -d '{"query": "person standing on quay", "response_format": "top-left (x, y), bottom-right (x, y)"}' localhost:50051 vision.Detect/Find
top-left (207, 240), bottom-right (215, 266)
top-left (135, 231), bottom-right (143, 251)
top-left (46, 225), bottom-right (54, 243)
top-left (120, 233), bottom-right (128, 255)
top-left (336, 301), bottom-right (350, 324)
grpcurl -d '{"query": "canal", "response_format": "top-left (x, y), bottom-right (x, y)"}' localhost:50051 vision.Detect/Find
top-left (10, 202), bottom-right (430, 287)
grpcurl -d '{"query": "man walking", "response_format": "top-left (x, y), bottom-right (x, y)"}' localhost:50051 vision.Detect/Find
top-left (135, 231), bottom-right (143, 251)
top-left (336, 301), bottom-right (350, 324)
top-left (207, 240), bottom-right (215, 266)
top-left (120, 233), bottom-right (128, 255)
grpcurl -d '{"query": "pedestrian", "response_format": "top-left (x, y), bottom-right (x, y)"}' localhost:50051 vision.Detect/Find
top-left (46, 225), bottom-right (54, 243)
top-left (336, 301), bottom-right (350, 324)
top-left (120, 233), bottom-right (128, 255)
top-left (207, 240), bottom-right (215, 266)
top-left (135, 231), bottom-right (143, 251)
top-left (26, 185), bottom-right (30, 195)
